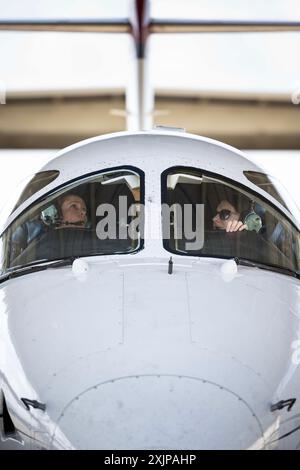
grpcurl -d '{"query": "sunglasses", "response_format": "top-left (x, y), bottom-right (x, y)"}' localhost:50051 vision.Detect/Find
top-left (215, 209), bottom-right (232, 221)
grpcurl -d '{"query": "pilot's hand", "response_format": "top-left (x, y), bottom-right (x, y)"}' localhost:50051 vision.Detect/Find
top-left (226, 220), bottom-right (247, 232)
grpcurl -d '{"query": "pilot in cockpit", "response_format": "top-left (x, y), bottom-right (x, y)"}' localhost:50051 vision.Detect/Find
top-left (9, 193), bottom-right (88, 262)
top-left (212, 199), bottom-right (247, 233)
top-left (212, 197), bottom-right (263, 234)
top-left (56, 194), bottom-right (87, 229)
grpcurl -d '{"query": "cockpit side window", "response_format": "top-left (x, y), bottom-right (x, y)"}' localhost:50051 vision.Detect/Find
top-left (0, 167), bottom-right (143, 273)
top-left (11, 170), bottom-right (60, 214)
top-left (243, 171), bottom-right (290, 212)
top-left (162, 167), bottom-right (300, 275)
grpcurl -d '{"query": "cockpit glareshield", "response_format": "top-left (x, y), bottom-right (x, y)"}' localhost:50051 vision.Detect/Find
top-left (162, 167), bottom-right (300, 274)
top-left (0, 167), bottom-right (144, 273)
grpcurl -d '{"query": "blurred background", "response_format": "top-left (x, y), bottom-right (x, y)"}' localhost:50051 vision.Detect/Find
top-left (1, 0), bottom-right (300, 214)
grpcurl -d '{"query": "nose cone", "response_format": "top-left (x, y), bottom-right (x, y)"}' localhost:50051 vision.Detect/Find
top-left (51, 375), bottom-right (263, 450)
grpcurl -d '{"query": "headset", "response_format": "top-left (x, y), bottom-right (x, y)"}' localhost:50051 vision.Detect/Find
top-left (217, 200), bottom-right (263, 233)
top-left (243, 201), bottom-right (263, 233)
top-left (40, 201), bottom-right (89, 228)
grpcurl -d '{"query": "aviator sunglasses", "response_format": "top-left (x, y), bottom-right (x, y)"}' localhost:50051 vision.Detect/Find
top-left (215, 209), bottom-right (233, 221)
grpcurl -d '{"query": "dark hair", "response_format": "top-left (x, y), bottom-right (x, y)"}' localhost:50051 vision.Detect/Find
top-left (223, 190), bottom-right (251, 216)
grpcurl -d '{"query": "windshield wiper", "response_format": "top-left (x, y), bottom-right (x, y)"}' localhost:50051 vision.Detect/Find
top-left (0, 257), bottom-right (76, 284)
top-left (234, 257), bottom-right (300, 280)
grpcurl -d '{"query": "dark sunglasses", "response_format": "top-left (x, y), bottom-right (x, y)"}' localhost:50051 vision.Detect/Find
top-left (215, 209), bottom-right (232, 221)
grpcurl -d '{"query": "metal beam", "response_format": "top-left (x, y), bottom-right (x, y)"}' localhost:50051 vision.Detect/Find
top-left (150, 20), bottom-right (300, 33)
top-left (126, 0), bottom-right (153, 131)
top-left (0, 19), bottom-right (130, 33)
top-left (1, 19), bottom-right (300, 34)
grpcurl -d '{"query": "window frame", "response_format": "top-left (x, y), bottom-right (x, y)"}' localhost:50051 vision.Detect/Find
top-left (161, 166), bottom-right (300, 271)
top-left (1, 165), bottom-right (145, 273)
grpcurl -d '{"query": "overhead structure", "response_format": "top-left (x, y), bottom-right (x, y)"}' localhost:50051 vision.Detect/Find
top-left (1, 1), bottom-right (300, 136)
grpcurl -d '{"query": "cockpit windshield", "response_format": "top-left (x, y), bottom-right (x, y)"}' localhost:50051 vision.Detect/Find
top-left (162, 167), bottom-right (300, 274)
top-left (0, 167), bottom-right (143, 273)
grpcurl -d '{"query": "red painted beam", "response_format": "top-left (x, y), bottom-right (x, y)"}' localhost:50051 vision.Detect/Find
top-left (130, 0), bottom-right (150, 58)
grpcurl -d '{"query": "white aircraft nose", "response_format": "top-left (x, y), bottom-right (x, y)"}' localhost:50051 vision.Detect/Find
top-left (51, 374), bottom-right (263, 450)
